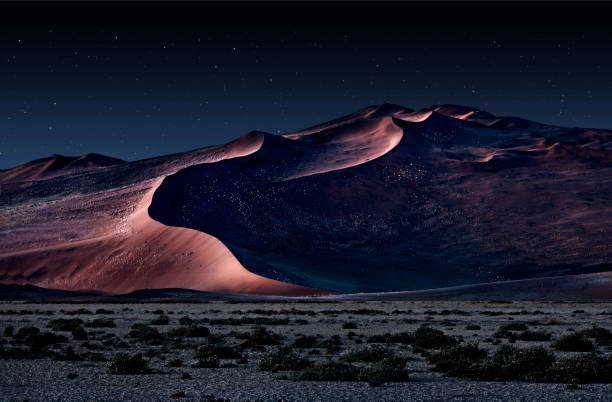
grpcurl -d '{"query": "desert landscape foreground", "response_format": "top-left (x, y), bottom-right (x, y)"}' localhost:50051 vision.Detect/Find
top-left (1, 299), bottom-right (612, 401)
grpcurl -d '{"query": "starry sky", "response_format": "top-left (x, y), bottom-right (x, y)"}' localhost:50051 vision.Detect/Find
top-left (1, 1), bottom-right (611, 169)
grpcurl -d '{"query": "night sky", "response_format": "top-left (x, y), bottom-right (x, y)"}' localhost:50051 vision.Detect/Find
top-left (1, 2), bottom-right (611, 169)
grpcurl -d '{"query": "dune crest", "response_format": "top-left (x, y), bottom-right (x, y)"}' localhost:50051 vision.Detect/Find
top-left (2, 102), bottom-right (611, 297)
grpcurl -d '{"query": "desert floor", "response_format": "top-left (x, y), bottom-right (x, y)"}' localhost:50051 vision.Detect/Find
top-left (1, 300), bottom-right (612, 401)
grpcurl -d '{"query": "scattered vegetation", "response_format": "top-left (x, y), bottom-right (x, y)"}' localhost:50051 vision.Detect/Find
top-left (49, 319), bottom-right (83, 332)
top-left (554, 333), bottom-right (596, 352)
top-left (340, 345), bottom-right (394, 363)
top-left (167, 326), bottom-right (211, 338)
top-left (85, 319), bottom-right (116, 328)
top-left (129, 323), bottom-right (164, 345)
top-left (235, 326), bottom-right (284, 347)
top-left (107, 353), bottom-right (150, 374)
top-left (258, 350), bottom-right (313, 372)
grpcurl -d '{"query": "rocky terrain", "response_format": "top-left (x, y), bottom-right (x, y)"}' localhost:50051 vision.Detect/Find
top-left (1, 300), bottom-right (612, 401)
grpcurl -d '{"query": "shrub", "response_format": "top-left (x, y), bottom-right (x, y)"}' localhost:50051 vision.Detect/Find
top-left (178, 316), bottom-right (194, 326)
top-left (516, 330), bottom-right (551, 342)
top-left (181, 372), bottom-right (192, 380)
top-left (340, 345), bottom-right (393, 363)
top-left (24, 331), bottom-right (67, 349)
top-left (167, 326), bottom-right (211, 338)
top-left (318, 335), bottom-right (342, 353)
top-left (72, 326), bottom-right (88, 341)
top-left (294, 362), bottom-right (361, 381)
top-left (258, 351), bottom-right (313, 372)
top-left (292, 335), bottom-right (320, 348)
top-left (14, 327), bottom-right (40, 340)
top-left (367, 332), bottom-right (413, 344)
top-left (192, 356), bottom-right (219, 368)
top-left (342, 322), bottom-right (358, 329)
top-left (129, 323), bottom-right (164, 344)
top-left (48, 319), bottom-right (83, 332)
top-left (235, 326), bottom-right (283, 346)
top-left (412, 325), bottom-right (457, 349)
top-left (554, 334), bottom-right (596, 352)
top-left (95, 309), bottom-right (114, 314)
top-left (167, 358), bottom-right (183, 367)
top-left (427, 343), bottom-right (488, 377)
top-left (358, 359), bottom-right (410, 386)
top-left (107, 353), bottom-right (149, 374)
top-left (55, 346), bottom-right (82, 361)
top-left (477, 345), bottom-right (554, 381)
top-left (466, 324), bottom-right (481, 331)
top-left (194, 344), bottom-right (241, 360)
top-left (547, 354), bottom-right (612, 384)
top-left (85, 319), bottom-right (116, 328)
top-left (4, 326), bottom-right (14, 337)
top-left (62, 308), bottom-right (92, 315)
top-left (577, 326), bottom-right (612, 347)
top-left (499, 323), bottom-right (528, 332)
top-left (150, 315), bottom-right (170, 325)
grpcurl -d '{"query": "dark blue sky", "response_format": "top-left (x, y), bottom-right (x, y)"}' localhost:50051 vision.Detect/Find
top-left (1, 1), bottom-right (611, 169)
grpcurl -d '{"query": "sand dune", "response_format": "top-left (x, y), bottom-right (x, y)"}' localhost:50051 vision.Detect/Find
top-left (0, 131), bottom-right (321, 296)
top-left (0, 153), bottom-right (125, 183)
top-left (1, 103), bottom-right (610, 297)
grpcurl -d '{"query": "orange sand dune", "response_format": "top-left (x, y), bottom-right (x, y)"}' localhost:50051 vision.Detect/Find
top-left (0, 131), bottom-right (322, 295)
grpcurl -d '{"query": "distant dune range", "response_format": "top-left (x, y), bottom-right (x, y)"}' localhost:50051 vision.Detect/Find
top-left (0, 104), bottom-right (611, 298)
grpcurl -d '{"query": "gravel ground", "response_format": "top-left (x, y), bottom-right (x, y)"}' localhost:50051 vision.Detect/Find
top-left (1, 300), bottom-right (612, 401)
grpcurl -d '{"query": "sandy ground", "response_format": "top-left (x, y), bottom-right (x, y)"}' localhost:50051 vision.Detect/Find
top-left (1, 300), bottom-right (612, 401)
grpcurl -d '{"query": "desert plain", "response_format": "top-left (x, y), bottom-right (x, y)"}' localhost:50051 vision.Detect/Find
top-left (1, 299), bottom-right (612, 401)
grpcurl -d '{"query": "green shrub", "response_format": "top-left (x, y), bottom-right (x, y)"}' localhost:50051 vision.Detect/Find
top-left (499, 323), bottom-right (528, 332)
top-left (516, 330), bottom-right (551, 342)
top-left (150, 315), bottom-right (170, 325)
top-left (294, 362), bottom-right (361, 381)
top-left (192, 356), bottom-right (219, 368)
top-left (547, 354), bottom-right (612, 384)
top-left (554, 334), bottom-right (596, 352)
top-left (235, 326), bottom-right (283, 346)
top-left (258, 351), bottom-right (313, 372)
top-left (466, 324), bottom-right (481, 331)
top-left (577, 326), bottom-right (612, 346)
top-left (72, 326), bottom-right (88, 341)
top-left (167, 326), bottom-right (211, 338)
top-left (14, 326), bottom-right (40, 340)
top-left (107, 353), bottom-right (149, 374)
top-left (367, 332), bottom-right (413, 344)
top-left (194, 344), bottom-right (241, 360)
top-left (85, 319), bottom-right (116, 328)
top-left (427, 343), bottom-right (488, 377)
top-left (358, 359), bottom-right (410, 386)
top-left (412, 325), bottom-right (457, 349)
top-left (24, 331), bottom-right (67, 349)
top-left (342, 322), bottom-right (358, 329)
top-left (54, 346), bottom-right (82, 361)
top-left (129, 323), bottom-right (164, 344)
top-left (49, 319), bottom-right (83, 332)
top-left (178, 316), bottom-right (194, 326)
top-left (4, 326), bottom-right (14, 337)
top-left (478, 345), bottom-right (554, 381)
top-left (167, 358), bottom-right (182, 367)
top-left (340, 345), bottom-right (393, 363)
top-left (292, 335), bottom-right (320, 348)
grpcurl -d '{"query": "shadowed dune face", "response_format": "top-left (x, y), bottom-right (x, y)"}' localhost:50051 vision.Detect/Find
top-left (1, 103), bottom-right (611, 296)
top-left (149, 104), bottom-right (612, 293)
